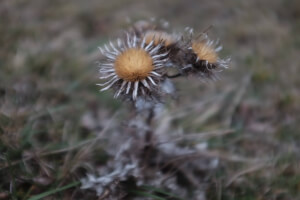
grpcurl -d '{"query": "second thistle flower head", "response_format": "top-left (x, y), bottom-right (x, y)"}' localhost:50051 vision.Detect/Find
top-left (190, 34), bottom-right (229, 69)
top-left (177, 28), bottom-right (230, 79)
top-left (97, 34), bottom-right (169, 100)
top-left (190, 34), bottom-right (230, 79)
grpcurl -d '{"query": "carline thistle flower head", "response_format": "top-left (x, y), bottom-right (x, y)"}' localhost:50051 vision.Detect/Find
top-left (180, 29), bottom-right (230, 79)
top-left (192, 34), bottom-right (229, 69)
top-left (144, 30), bottom-right (177, 48)
top-left (97, 34), bottom-right (169, 100)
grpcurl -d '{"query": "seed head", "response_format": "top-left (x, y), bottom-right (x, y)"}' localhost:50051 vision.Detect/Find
top-left (114, 48), bottom-right (154, 82)
top-left (97, 34), bottom-right (169, 100)
top-left (191, 41), bottom-right (218, 64)
top-left (177, 32), bottom-right (230, 79)
top-left (144, 30), bottom-right (175, 47)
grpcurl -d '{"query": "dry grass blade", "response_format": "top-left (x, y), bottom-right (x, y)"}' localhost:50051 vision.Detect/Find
top-left (192, 86), bottom-right (234, 126)
top-left (157, 129), bottom-right (235, 145)
top-left (225, 162), bottom-right (272, 187)
top-left (161, 150), bottom-right (265, 170)
top-left (222, 74), bottom-right (252, 127)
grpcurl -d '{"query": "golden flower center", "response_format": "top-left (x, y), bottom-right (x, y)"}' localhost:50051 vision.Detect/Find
top-left (114, 48), bottom-right (154, 82)
top-left (145, 31), bottom-right (174, 47)
top-left (192, 42), bottom-right (218, 63)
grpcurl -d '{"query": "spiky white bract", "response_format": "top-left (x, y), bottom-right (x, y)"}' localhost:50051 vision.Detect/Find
top-left (97, 34), bottom-right (169, 100)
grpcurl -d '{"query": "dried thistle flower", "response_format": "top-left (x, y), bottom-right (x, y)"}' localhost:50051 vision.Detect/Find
top-left (144, 30), bottom-right (176, 47)
top-left (130, 18), bottom-right (170, 36)
top-left (191, 39), bottom-right (219, 64)
top-left (178, 29), bottom-right (230, 79)
top-left (88, 22), bottom-right (231, 199)
top-left (97, 34), bottom-right (169, 100)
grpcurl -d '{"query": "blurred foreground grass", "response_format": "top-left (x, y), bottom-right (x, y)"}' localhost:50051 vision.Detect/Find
top-left (0, 0), bottom-right (300, 199)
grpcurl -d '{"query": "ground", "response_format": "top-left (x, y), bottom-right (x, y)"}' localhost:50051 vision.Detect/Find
top-left (0, 0), bottom-right (300, 199)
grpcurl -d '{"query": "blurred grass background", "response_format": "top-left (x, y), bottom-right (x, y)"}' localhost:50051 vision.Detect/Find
top-left (0, 0), bottom-right (300, 199)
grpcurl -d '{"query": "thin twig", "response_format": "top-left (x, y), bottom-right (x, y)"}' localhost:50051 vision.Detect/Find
top-left (165, 73), bottom-right (183, 79)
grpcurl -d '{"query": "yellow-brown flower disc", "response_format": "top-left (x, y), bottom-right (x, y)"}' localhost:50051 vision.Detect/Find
top-left (192, 42), bottom-right (218, 64)
top-left (114, 48), bottom-right (154, 82)
top-left (144, 31), bottom-right (175, 47)
top-left (98, 34), bottom-right (169, 100)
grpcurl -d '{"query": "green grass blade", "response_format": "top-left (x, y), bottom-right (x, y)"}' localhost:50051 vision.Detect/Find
top-left (28, 181), bottom-right (80, 200)
top-left (129, 190), bottom-right (167, 200)
top-left (141, 185), bottom-right (184, 200)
